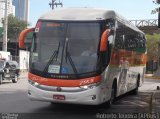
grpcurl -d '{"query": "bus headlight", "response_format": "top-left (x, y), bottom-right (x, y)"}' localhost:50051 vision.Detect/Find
top-left (80, 82), bottom-right (101, 90)
top-left (34, 82), bottom-right (39, 86)
top-left (28, 80), bottom-right (40, 87)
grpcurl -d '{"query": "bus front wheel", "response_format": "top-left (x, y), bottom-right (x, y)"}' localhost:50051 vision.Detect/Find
top-left (106, 83), bottom-right (116, 108)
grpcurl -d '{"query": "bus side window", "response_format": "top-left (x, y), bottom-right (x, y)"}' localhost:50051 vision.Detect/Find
top-left (105, 19), bottom-right (116, 64)
top-left (115, 21), bottom-right (125, 49)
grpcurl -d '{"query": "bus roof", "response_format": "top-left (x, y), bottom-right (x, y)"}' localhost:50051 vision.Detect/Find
top-left (39, 8), bottom-right (144, 34)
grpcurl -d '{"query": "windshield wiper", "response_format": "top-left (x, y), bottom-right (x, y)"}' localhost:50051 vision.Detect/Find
top-left (66, 51), bottom-right (78, 76)
top-left (65, 39), bottom-right (78, 76)
top-left (42, 42), bottom-right (60, 76)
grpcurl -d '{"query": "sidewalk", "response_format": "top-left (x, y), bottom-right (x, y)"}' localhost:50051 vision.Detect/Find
top-left (145, 74), bottom-right (160, 79)
top-left (139, 78), bottom-right (160, 92)
top-left (139, 78), bottom-right (160, 113)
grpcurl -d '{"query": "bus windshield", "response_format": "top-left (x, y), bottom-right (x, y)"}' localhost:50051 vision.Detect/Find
top-left (30, 21), bottom-right (102, 78)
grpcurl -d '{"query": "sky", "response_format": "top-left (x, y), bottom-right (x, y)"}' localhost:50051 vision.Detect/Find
top-left (29, 0), bottom-right (158, 27)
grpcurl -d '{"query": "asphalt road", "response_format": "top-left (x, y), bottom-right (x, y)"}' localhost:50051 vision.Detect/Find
top-left (0, 73), bottom-right (160, 119)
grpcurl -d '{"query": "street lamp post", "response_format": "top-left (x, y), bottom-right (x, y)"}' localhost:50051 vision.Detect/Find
top-left (2, 0), bottom-right (8, 51)
top-left (18, 0), bottom-right (20, 20)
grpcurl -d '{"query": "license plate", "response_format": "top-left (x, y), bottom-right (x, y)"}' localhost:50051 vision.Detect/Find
top-left (53, 95), bottom-right (65, 100)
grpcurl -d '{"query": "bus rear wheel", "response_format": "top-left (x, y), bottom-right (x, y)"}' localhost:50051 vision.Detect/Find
top-left (131, 76), bottom-right (140, 95)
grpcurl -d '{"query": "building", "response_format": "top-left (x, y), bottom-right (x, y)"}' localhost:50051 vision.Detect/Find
top-left (12, 0), bottom-right (29, 22)
top-left (0, 0), bottom-right (15, 27)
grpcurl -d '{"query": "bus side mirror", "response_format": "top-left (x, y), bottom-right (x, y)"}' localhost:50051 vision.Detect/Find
top-left (99, 29), bottom-right (110, 69)
top-left (19, 28), bottom-right (34, 49)
top-left (100, 29), bottom-right (110, 52)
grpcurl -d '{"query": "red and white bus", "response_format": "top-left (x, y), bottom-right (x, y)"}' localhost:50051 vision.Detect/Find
top-left (19, 8), bottom-right (147, 107)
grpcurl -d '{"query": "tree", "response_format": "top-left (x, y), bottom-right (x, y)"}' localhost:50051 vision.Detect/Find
top-left (7, 14), bottom-right (28, 39)
top-left (152, 0), bottom-right (160, 14)
top-left (146, 33), bottom-right (160, 61)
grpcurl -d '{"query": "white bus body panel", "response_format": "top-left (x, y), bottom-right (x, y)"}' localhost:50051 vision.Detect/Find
top-left (107, 65), bottom-right (145, 97)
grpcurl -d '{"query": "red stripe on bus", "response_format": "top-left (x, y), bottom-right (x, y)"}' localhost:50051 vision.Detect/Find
top-left (110, 49), bottom-right (147, 66)
top-left (28, 73), bottom-right (101, 87)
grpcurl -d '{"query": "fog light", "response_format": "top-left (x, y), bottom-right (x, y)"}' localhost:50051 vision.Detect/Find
top-left (28, 80), bottom-right (40, 87)
top-left (83, 86), bottom-right (88, 89)
top-left (92, 95), bottom-right (96, 100)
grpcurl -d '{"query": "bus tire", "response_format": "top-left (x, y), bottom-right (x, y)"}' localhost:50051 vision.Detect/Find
top-left (106, 82), bottom-right (117, 108)
top-left (131, 75), bottom-right (140, 95)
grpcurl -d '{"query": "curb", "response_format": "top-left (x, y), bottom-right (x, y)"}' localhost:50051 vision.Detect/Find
top-left (145, 74), bottom-right (160, 79)
top-left (145, 76), bottom-right (160, 79)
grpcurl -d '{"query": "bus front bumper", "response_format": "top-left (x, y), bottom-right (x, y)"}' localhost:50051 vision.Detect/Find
top-left (27, 82), bottom-right (106, 105)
